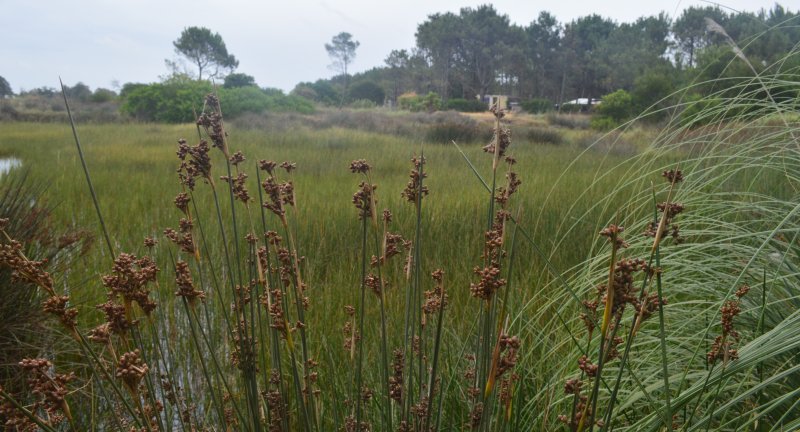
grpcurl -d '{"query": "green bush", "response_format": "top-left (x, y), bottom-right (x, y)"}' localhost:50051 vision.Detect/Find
top-left (521, 98), bottom-right (553, 114)
top-left (291, 80), bottom-right (340, 106)
top-left (444, 98), bottom-right (486, 112)
top-left (398, 92), bottom-right (441, 112)
top-left (121, 80), bottom-right (314, 122)
top-left (591, 89), bottom-right (634, 130)
top-left (90, 88), bottom-right (118, 103)
top-left (223, 73), bottom-right (256, 88)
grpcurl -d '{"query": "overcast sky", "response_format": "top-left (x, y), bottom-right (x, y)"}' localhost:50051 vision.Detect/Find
top-left (0, 0), bottom-right (789, 93)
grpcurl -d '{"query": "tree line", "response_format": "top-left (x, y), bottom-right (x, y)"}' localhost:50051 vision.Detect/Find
top-left (294, 3), bottom-right (800, 110)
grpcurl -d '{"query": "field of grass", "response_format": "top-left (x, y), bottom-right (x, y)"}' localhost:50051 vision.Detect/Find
top-left (1, 93), bottom-right (799, 431)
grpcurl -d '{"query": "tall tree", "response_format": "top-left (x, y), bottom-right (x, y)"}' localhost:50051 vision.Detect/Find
top-left (325, 32), bottom-right (360, 102)
top-left (672, 6), bottom-right (728, 68)
top-left (562, 14), bottom-right (617, 100)
top-left (456, 5), bottom-right (518, 99)
top-left (385, 49), bottom-right (410, 103)
top-left (416, 12), bottom-right (462, 99)
top-left (0, 76), bottom-right (12, 98)
top-left (172, 27), bottom-right (239, 80)
top-left (525, 11), bottom-right (563, 101)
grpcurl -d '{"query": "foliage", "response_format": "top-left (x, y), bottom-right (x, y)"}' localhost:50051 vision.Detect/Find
top-left (631, 70), bottom-right (675, 120)
top-left (291, 79), bottom-right (341, 106)
top-left (0, 173), bottom-right (90, 392)
top-left (63, 82), bottom-right (92, 102)
top-left (398, 91), bottom-right (441, 112)
top-left (591, 89), bottom-right (634, 130)
top-left (0, 76), bottom-right (12, 98)
top-left (172, 26), bottom-right (239, 80)
top-left (347, 80), bottom-right (384, 105)
top-left (223, 73), bottom-right (256, 88)
top-left (443, 98), bottom-right (486, 112)
top-left (120, 78), bottom-right (212, 122)
top-left (520, 98), bottom-right (553, 114)
top-left (90, 88), bottom-right (117, 103)
top-left (122, 80), bottom-right (314, 122)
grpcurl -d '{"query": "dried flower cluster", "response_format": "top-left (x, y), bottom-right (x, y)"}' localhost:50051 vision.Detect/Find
top-left (708, 285), bottom-right (749, 365)
top-left (174, 260), bottom-right (205, 305)
top-left (117, 349), bottom-right (149, 394)
top-left (13, 358), bottom-right (74, 428)
top-left (422, 269), bottom-right (448, 316)
top-left (101, 252), bottom-right (159, 315)
top-left (221, 172), bottom-right (251, 203)
top-left (260, 161), bottom-right (296, 218)
top-left (352, 181), bottom-right (376, 221)
top-left (483, 105), bottom-right (511, 159)
top-left (176, 139), bottom-right (212, 190)
top-left (164, 219), bottom-right (195, 256)
top-left (196, 94), bottom-right (228, 156)
top-left (401, 156), bottom-right (429, 203)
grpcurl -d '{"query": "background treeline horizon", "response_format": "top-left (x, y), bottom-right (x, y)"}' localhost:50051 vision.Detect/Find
top-left (1, 3), bottom-right (798, 123)
top-left (302, 3), bottom-right (799, 105)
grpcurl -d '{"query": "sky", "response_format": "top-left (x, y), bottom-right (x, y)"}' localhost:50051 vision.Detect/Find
top-left (0, 0), bottom-right (790, 94)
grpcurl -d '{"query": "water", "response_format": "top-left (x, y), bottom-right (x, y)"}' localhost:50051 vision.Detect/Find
top-left (0, 157), bottom-right (21, 176)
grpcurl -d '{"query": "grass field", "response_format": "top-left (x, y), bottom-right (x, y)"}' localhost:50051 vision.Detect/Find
top-left (1, 98), bottom-right (799, 431)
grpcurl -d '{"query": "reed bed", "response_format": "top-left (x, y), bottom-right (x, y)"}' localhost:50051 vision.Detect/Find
top-left (0, 63), bottom-right (799, 431)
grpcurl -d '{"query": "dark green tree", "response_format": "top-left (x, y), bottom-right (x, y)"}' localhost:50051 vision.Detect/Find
top-left (0, 76), bottom-right (13, 98)
top-left (416, 12), bottom-right (462, 99)
top-left (325, 32), bottom-right (359, 103)
top-left (385, 49), bottom-right (410, 103)
top-left (65, 82), bottom-right (93, 102)
top-left (524, 12), bottom-right (563, 101)
top-left (172, 27), bottom-right (239, 80)
top-left (348, 81), bottom-right (385, 105)
top-left (672, 6), bottom-right (728, 68)
top-left (223, 73), bottom-right (256, 88)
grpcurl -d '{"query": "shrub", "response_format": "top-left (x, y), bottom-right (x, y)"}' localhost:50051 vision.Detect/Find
top-left (520, 98), bottom-right (553, 114)
top-left (525, 127), bottom-right (563, 145)
top-left (398, 92), bottom-right (441, 112)
top-left (444, 98), bottom-right (486, 112)
top-left (90, 88), bottom-right (117, 103)
top-left (122, 81), bottom-right (314, 122)
top-left (223, 73), bottom-right (257, 88)
top-left (291, 80), bottom-right (340, 106)
top-left (349, 99), bottom-right (377, 109)
top-left (547, 113), bottom-right (590, 129)
top-left (591, 89), bottom-right (634, 130)
top-left (348, 81), bottom-right (385, 105)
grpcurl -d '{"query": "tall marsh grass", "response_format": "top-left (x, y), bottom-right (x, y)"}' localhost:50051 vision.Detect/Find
top-left (1, 59), bottom-right (800, 431)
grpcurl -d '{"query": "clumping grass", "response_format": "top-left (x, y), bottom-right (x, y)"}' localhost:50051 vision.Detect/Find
top-left (1, 64), bottom-right (799, 431)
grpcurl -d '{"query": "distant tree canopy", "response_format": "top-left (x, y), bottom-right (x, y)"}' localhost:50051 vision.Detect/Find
top-left (172, 27), bottom-right (239, 80)
top-left (325, 32), bottom-right (359, 78)
top-left (293, 3), bottom-right (798, 115)
top-left (0, 76), bottom-right (13, 98)
top-left (223, 73), bottom-right (256, 88)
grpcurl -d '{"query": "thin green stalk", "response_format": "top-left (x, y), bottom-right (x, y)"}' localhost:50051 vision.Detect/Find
top-left (355, 215), bottom-right (368, 431)
top-left (59, 78), bottom-right (114, 260)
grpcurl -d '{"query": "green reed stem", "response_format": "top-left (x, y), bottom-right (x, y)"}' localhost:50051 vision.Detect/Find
top-left (59, 78), bottom-right (114, 260)
top-left (355, 215), bottom-right (368, 431)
